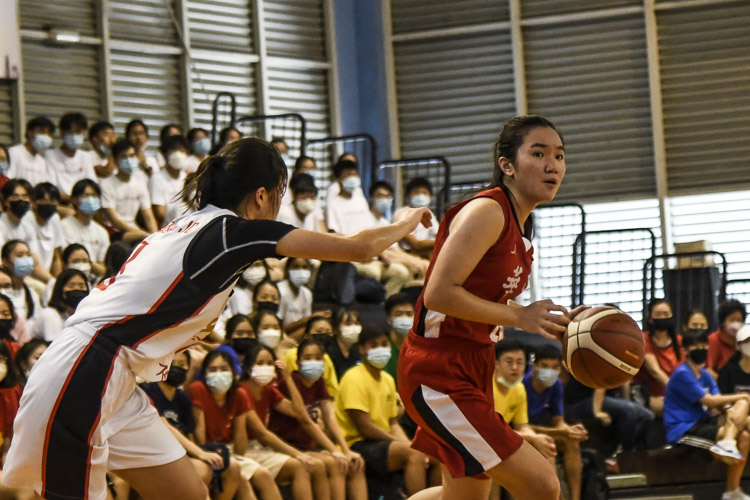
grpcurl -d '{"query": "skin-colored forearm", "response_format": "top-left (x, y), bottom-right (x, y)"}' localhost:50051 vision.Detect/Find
top-left (593, 389), bottom-right (606, 415)
top-left (702, 393), bottom-right (749, 408)
top-left (348, 220), bottom-right (419, 261)
top-left (425, 284), bottom-right (522, 330)
top-left (322, 402), bottom-right (352, 452)
top-left (162, 417), bottom-right (203, 458)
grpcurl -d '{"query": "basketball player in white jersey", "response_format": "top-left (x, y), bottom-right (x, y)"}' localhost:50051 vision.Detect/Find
top-left (3, 138), bottom-right (432, 500)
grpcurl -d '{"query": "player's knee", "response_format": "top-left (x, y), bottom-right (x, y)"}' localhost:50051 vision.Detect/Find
top-left (184, 477), bottom-right (209, 500)
top-left (538, 473), bottom-right (561, 500)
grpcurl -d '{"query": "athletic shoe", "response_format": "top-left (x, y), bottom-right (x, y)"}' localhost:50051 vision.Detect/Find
top-left (711, 440), bottom-right (745, 461)
top-left (721, 488), bottom-right (750, 500)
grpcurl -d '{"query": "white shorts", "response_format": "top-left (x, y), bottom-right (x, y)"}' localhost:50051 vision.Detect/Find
top-left (2, 325), bottom-right (185, 500)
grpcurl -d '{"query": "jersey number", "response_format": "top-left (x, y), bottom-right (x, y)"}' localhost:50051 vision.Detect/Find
top-left (96, 241), bottom-right (149, 292)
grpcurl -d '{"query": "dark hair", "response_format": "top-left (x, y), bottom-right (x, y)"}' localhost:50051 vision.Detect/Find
top-left (0, 291), bottom-right (17, 331)
top-left (0, 341), bottom-right (19, 389)
top-left (252, 279), bottom-right (280, 306)
top-left (1, 239), bottom-right (29, 261)
top-left (406, 177), bottom-right (433, 196)
top-left (294, 155), bottom-right (315, 172)
top-left (89, 121), bottom-right (114, 140)
top-left (1, 178), bottom-right (33, 201)
top-left (242, 343), bottom-right (276, 380)
top-left (187, 127), bottom-right (208, 144)
top-left (71, 178), bottom-right (101, 199)
top-left (184, 138), bottom-right (287, 212)
top-left (369, 180), bottom-right (394, 198)
top-left (219, 126), bottom-right (241, 144)
top-left (289, 172), bottom-right (317, 195)
top-left (284, 257), bottom-right (310, 275)
top-left (62, 243), bottom-right (90, 266)
top-left (16, 338), bottom-right (47, 373)
top-left (103, 241), bottom-right (133, 279)
top-left (719, 298), bottom-right (747, 325)
top-left (334, 308), bottom-right (360, 330)
top-left (48, 269), bottom-right (89, 312)
top-left (296, 338), bottom-right (324, 364)
top-left (357, 323), bottom-right (388, 346)
top-left (59, 112), bottom-right (88, 133)
top-left (333, 159), bottom-right (358, 180)
top-left (25, 116), bottom-right (55, 136)
top-left (492, 115), bottom-right (563, 189)
top-left (337, 153), bottom-right (358, 165)
top-left (174, 348), bottom-right (191, 366)
top-left (495, 338), bottom-right (527, 360)
top-left (385, 292), bottom-right (414, 316)
top-left (112, 139), bottom-right (135, 159)
top-left (199, 349), bottom-right (240, 393)
top-left (533, 343), bottom-right (562, 363)
top-left (270, 137), bottom-right (287, 148)
top-left (125, 118), bottom-right (148, 137)
top-left (160, 134), bottom-right (189, 156)
top-left (238, 260), bottom-right (269, 288)
top-left (304, 315), bottom-right (332, 336)
top-left (225, 314), bottom-right (253, 340)
top-left (682, 329), bottom-right (709, 349)
top-left (0, 143), bottom-right (10, 165)
top-left (33, 182), bottom-right (61, 202)
top-left (682, 309), bottom-right (708, 332)
top-left (646, 298), bottom-right (682, 361)
top-left (251, 309), bottom-right (281, 332)
top-left (160, 124), bottom-right (182, 145)
top-left (0, 262), bottom-right (31, 317)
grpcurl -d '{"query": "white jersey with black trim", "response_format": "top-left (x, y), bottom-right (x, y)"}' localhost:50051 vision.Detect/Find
top-left (66, 204), bottom-right (296, 381)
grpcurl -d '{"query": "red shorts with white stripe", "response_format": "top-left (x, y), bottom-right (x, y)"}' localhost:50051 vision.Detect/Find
top-left (397, 332), bottom-right (523, 479)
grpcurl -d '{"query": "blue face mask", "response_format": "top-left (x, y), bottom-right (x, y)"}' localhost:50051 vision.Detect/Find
top-left (373, 197), bottom-right (393, 215)
top-left (31, 134), bottom-right (52, 154)
top-left (341, 176), bottom-right (361, 194)
top-left (79, 197), bottom-right (101, 215)
top-left (63, 134), bottom-right (85, 150)
top-left (193, 137), bottom-right (211, 156)
top-left (299, 360), bottom-right (325, 381)
top-left (118, 156), bottom-right (139, 175)
top-left (0, 161), bottom-right (8, 175)
top-left (12, 256), bottom-right (34, 278)
top-left (97, 144), bottom-right (111, 157)
top-left (536, 368), bottom-right (559, 388)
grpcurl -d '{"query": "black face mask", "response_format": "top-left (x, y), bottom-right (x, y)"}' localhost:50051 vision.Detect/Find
top-left (232, 337), bottom-right (257, 355)
top-left (63, 289), bottom-right (88, 310)
top-left (688, 348), bottom-right (708, 365)
top-left (312, 333), bottom-right (334, 350)
top-left (0, 319), bottom-right (13, 339)
top-left (687, 327), bottom-right (709, 336)
top-left (165, 365), bottom-right (187, 387)
top-left (9, 200), bottom-right (30, 218)
top-left (652, 317), bottom-right (674, 331)
top-left (256, 301), bottom-right (279, 314)
top-left (36, 203), bottom-right (57, 221)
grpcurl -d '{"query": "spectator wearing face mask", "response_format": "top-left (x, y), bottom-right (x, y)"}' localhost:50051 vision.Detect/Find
top-left (150, 135), bottom-right (190, 228)
top-left (124, 118), bottom-right (160, 181)
top-left (186, 127), bottom-right (211, 174)
top-left (278, 258), bottom-right (314, 338)
top-left (45, 113), bottom-right (96, 197)
top-left (382, 293), bottom-right (415, 384)
top-left (325, 159), bottom-right (371, 235)
top-left (29, 183), bottom-right (64, 275)
top-left (0, 242), bottom-right (42, 335)
top-left (0, 293), bottom-right (21, 359)
top-left (7, 117), bottom-right (55, 187)
top-left (708, 299), bottom-right (748, 379)
top-left (61, 180), bottom-right (109, 277)
top-left (252, 310), bottom-right (287, 358)
top-left (281, 315), bottom-right (340, 399)
top-left (328, 308), bottom-right (363, 380)
top-left (32, 269), bottom-right (89, 342)
top-left (86, 121), bottom-right (115, 178)
top-left (15, 338), bottom-right (47, 387)
top-left (277, 173), bottom-right (327, 233)
top-left (719, 325), bottom-right (750, 394)
top-left (394, 177), bottom-right (439, 260)
top-left (251, 279), bottom-right (281, 319)
top-left (154, 124), bottom-right (183, 168)
top-left (222, 314), bottom-right (257, 368)
top-left (42, 244), bottom-right (96, 305)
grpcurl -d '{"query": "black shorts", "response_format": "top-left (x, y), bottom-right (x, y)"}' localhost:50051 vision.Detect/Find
top-left (684, 415), bottom-right (721, 441)
top-left (350, 439), bottom-right (392, 478)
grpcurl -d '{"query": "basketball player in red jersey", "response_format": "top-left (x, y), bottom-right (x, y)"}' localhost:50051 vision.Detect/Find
top-left (3, 138), bottom-right (431, 500)
top-left (398, 116), bottom-right (583, 500)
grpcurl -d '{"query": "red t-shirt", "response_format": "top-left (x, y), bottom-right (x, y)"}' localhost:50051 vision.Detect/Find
top-left (636, 331), bottom-right (683, 396)
top-left (187, 381), bottom-right (251, 444)
top-left (239, 381), bottom-right (284, 440)
top-left (708, 329), bottom-right (736, 373)
top-left (412, 188), bottom-right (532, 344)
top-left (268, 371), bottom-right (331, 451)
top-left (0, 385), bottom-right (22, 446)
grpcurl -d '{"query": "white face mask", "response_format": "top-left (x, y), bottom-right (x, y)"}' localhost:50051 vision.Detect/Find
top-left (725, 321), bottom-right (743, 338)
top-left (295, 198), bottom-right (316, 216)
top-left (410, 194), bottom-right (431, 208)
top-left (341, 176), bottom-right (361, 194)
top-left (340, 324), bottom-right (362, 345)
top-left (496, 375), bottom-right (521, 388)
top-left (242, 267), bottom-right (266, 286)
top-left (251, 365), bottom-right (276, 386)
top-left (367, 346), bottom-right (392, 369)
top-left (258, 328), bottom-right (282, 349)
top-left (536, 368), bottom-right (559, 388)
top-left (205, 371), bottom-right (233, 395)
top-left (392, 316), bottom-right (414, 336)
top-left (69, 262), bottom-right (91, 275)
top-left (167, 151), bottom-right (189, 171)
top-left (289, 269), bottom-right (311, 288)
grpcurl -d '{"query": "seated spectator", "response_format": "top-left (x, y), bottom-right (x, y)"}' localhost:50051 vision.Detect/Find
top-left (635, 298), bottom-right (683, 414)
top-left (0, 340), bottom-right (22, 462)
top-left (150, 135), bottom-right (190, 228)
top-left (270, 339), bottom-right (367, 500)
top-left (277, 173), bottom-right (327, 233)
top-left (240, 344), bottom-right (327, 500)
top-left (708, 299), bottom-right (747, 379)
top-left (0, 293), bottom-right (21, 359)
top-left (43, 244), bottom-right (96, 305)
top-left (325, 159), bottom-right (371, 235)
top-left (100, 139), bottom-right (157, 242)
top-left (33, 268), bottom-right (89, 342)
top-left (394, 177), bottom-right (439, 259)
top-left (335, 325), bottom-right (435, 496)
top-left (0, 241), bottom-right (42, 335)
top-left (278, 258), bottom-right (314, 339)
top-left (142, 350), bottom-right (252, 500)
top-left (29, 182), bottom-right (65, 274)
top-left (684, 308), bottom-right (709, 334)
top-left (0, 180), bottom-right (51, 283)
top-left (86, 121), bottom-right (115, 178)
top-left (327, 308), bottom-right (362, 380)
top-left (186, 127), bottom-right (211, 173)
top-left (0, 144), bottom-right (9, 190)
top-left (223, 261), bottom-right (269, 329)
top-left (223, 314), bottom-right (257, 367)
top-left (719, 325), bottom-right (750, 394)
top-left (664, 329), bottom-right (750, 500)
top-left (282, 315), bottom-right (339, 398)
top-left (61, 179), bottom-right (109, 277)
top-left (7, 116), bottom-right (54, 187)
top-left (210, 127), bottom-right (242, 155)
top-left (252, 279), bottom-right (281, 319)
top-left (382, 292), bottom-right (415, 383)
top-left (15, 338), bottom-right (46, 386)
top-left (252, 310), bottom-right (289, 358)
top-left (187, 348), bottom-right (282, 499)
top-left (293, 156), bottom-right (316, 176)
top-left (155, 124), bottom-right (183, 169)
top-left (524, 344), bottom-right (587, 500)
top-left (125, 118), bottom-right (159, 181)
top-left (44, 112), bottom-right (96, 197)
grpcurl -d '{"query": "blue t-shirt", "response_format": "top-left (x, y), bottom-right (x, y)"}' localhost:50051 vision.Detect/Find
top-left (663, 362), bottom-right (718, 443)
top-left (142, 382), bottom-right (196, 437)
top-left (523, 371), bottom-right (564, 425)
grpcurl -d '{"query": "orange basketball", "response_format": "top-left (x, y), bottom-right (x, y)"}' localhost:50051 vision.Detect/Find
top-left (562, 306), bottom-right (645, 389)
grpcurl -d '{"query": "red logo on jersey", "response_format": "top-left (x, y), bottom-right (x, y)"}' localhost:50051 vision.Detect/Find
top-left (156, 362), bottom-right (169, 381)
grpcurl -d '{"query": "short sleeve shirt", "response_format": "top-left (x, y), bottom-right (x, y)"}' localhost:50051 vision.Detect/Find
top-left (45, 146), bottom-right (97, 196)
top-left (187, 381), bottom-right (251, 443)
top-left (493, 379), bottom-right (529, 426)
top-left (664, 362), bottom-right (718, 443)
top-left (277, 280), bottom-right (313, 326)
top-left (60, 215), bottom-right (110, 263)
top-left (239, 381), bottom-right (284, 440)
top-left (149, 169), bottom-right (186, 226)
top-left (717, 353), bottom-right (750, 394)
top-left (523, 371), bottom-right (564, 425)
top-left (29, 214), bottom-right (65, 270)
top-left (100, 174), bottom-right (151, 227)
top-left (7, 143), bottom-right (50, 187)
top-left (142, 382), bottom-right (196, 436)
top-left (708, 329), bottom-right (736, 373)
top-left (269, 371), bottom-right (331, 451)
top-left (282, 349), bottom-right (339, 399)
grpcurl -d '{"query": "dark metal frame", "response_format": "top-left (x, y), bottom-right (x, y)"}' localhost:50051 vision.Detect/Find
top-left (374, 156), bottom-right (451, 217)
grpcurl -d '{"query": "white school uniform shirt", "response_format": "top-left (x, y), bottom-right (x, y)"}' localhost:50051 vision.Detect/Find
top-left (7, 143), bottom-right (50, 187)
top-left (277, 202), bottom-right (325, 233)
top-left (0, 212), bottom-right (41, 254)
top-left (60, 215), bottom-right (110, 264)
top-left (87, 149), bottom-right (109, 170)
top-left (45, 147), bottom-right (97, 195)
top-left (186, 155), bottom-right (202, 174)
top-left (325, 187), bottom-right (372, 235)
top-left (66, 205), bottom-right (296, 381)
top-left (29, 213), bottom-right (65, 271)
top-left (100, 174), bottom-right (151, 227)
top-left (32, 307), bottom-right (67, 342)
top-left (277, 279), bottom-right (312, 326)
top-left (393, 207), bottom-right (439, 250)
top-left (149, 169), bottom-right (186, 227)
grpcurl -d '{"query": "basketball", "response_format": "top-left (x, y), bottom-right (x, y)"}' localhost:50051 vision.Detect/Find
top-left (563, 306), bottom-right (645, 389)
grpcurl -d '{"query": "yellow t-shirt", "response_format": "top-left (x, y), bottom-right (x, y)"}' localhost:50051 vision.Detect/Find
top-left (282, 349), bottom-right (339, 399)
top-left (493, 379), bottom-right (529, 426)
top-left (335, 364), bottom-right (398, 447)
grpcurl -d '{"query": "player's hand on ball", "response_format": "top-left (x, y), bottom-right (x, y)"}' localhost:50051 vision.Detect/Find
top-left (517, 299), bottom-right (570, 340)
top-left (566, 305), bottom-right (591, 321)
top-left (395, 207), bottom-right (432, 232)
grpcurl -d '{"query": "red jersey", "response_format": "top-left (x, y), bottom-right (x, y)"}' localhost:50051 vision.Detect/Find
top-left (187, 381), bottom-right (251, 444)
top-left (412, 188), bottom-right (533, 345)
top-left (239, 381), bottom-right (284, 440)
top-left (635, 331), bottom-right (683, 396)
top-left (708, 329), bottom-right (736, 373)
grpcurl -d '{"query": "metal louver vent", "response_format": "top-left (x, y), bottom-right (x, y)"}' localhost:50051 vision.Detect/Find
top-left (263, 0), bottom-right (326, 60)
top-left (390, 0), bottom-right (509, 35)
